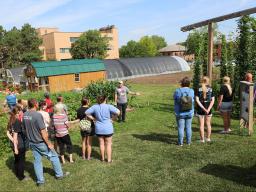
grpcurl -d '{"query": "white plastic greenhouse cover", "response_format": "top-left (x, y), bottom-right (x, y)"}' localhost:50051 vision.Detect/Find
top-left (103, 56), bottom-right (190, 80)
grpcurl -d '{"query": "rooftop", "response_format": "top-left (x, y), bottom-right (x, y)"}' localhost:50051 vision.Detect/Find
top-left (159, 44), bottom-right (186, 53)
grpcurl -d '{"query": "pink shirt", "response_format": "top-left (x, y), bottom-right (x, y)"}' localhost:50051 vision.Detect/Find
top-left (53, 114), bottom-right (69, 137)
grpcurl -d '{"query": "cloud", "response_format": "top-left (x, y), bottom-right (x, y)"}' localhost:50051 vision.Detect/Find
top-left (0, 0), bottom-right (72, 27)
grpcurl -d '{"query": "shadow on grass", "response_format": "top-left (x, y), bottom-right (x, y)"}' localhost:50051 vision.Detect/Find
top-left (72, 143), bottom-right (101, 160)
top-left (132, 133), bottom-right (177, 144)
top-left (200, 164), bottom-right (256, 188)
top-left (5, 155), bottom-right (55, 182)
top-left (151, 102), bottom-right (174, 112)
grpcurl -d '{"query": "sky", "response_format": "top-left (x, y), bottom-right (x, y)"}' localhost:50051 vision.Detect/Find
top-left (0, 0), bottom-right (255, 47)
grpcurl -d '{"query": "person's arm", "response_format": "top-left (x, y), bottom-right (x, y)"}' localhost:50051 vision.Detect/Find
top-left (217, 95), bottom-right (223, 110)
top-left (41, 129), bottom-right (53, 149)
top-left (85, 106), bottom-right (96, 122)
top-left (6, 130), bottom-right (13, 142)
top-left (114, 92), bottom-right (117, 105)
top-left (196, 96), bottom-right (207, 113)
top-left (206, 97), bottom-right (215, 114)
top-left (13, 132), bottom-right (19, 155)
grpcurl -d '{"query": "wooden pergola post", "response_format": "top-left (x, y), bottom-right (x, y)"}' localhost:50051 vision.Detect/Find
top-left (208, 22), bottom-right (214, 84)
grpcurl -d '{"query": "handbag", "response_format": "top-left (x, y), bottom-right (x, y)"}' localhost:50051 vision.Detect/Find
top-left (79, 118), bottom-right (92, 132)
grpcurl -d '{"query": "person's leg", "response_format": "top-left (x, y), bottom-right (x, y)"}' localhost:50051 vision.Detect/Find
top-left (185, 117), bottom-right (193, 145)
top-left (98, 136), bottom-right (105, 161)
top-left (30, 143), bottom-right (44, 184)
top-left (86, 136), bottom-right (92, 160)
top-left (105, 136), bottom-right (112, 162)
top-left (122, 103), bottom-right (127, 122)
top-left (56, 137), bottom-right (65, 164)
top-left (222, 112), bottom-right (228, 132)
top-left (176, 117), bottom-right (185, 145)
top-left (199, 116), bottom-right (205, 142)
top-left (227, 111), bottom-right (231, 131)
top-left (117, 103), bottom-right (122, 122)
top-left (17, 149), bottom-right (26, 180)
top-left (206, 115), bottom-right (212, 141)
top-left (64, 135), bottom-right (73, 163)
top-left (81, 136), bottom-right (86, 159)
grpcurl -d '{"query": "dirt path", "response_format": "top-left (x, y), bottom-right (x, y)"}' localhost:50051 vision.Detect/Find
top-left (128, 71), bottom-right (192, 85)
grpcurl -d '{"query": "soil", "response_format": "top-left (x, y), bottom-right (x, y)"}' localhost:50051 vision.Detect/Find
top-left (127, 71), bottom-right (192, 85)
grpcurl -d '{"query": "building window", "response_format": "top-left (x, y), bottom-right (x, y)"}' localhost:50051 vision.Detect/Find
top-left (60, 48), bottom-right (70, 53)
top-left (74, 73), bottom-right (80, 82)
top-left (70, 37), bottom-right (79, 43)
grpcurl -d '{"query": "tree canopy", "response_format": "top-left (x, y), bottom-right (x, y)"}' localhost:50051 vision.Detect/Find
top-left (0, 24), bottom-right (42, 68)
top-left (119, 35), bottom-right (167, 58)
top-left (70, 30), bottom-right (109, 59)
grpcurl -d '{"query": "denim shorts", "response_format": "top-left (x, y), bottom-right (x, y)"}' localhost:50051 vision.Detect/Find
top-left (220, 102), bottom-right (233, 112)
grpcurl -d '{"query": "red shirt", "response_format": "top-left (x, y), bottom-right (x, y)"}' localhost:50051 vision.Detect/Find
top-left (45, 98), bottom-right (53, 113)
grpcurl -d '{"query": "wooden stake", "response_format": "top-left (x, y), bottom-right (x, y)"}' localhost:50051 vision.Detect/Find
top-left (208, 22), bottom-right (214, 84)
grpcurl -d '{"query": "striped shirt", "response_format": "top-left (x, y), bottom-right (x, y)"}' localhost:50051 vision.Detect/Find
top-left (53, 114), bottom-right (68, 137)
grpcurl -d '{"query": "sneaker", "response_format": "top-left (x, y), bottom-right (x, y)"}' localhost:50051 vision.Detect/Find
top-left (36, 183), bottom-right (44, 187)
top-left (200, 139), bottom-right (205, 143)
top-left (56, 172), bottom-right (70, 180)
top-left (22, 176), bottom-right (31, 181)
top-left (178, 144), bottom-right (183, 147)
top-left (206, 138), bottom-right (211, 142)
top-left (227, 129), bottom-right (232, 133)
top-left (219, 130), bottom-right (227, 134)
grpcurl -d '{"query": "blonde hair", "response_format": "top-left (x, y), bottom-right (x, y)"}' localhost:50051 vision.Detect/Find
top-left (54, 105), bottom-right (63, 114)
top-left (201, 76), bottom-right (210, 99)
top-left (223, 76), bottom-right (232, 95)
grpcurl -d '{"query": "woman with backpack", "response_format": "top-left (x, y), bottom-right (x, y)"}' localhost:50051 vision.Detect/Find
top-left (196, 76), bottom-right (215, 143)
top-left (173, 77), bottom-right (194, 146)
top-left (76, 97), bottom-right (95, 160)
top-left (217, 76), bottom-right (233, 134)
top-left (6, 106), bottom-right (28, 180)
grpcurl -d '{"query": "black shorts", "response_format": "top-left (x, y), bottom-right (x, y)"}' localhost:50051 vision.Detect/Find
top-left (96, 134), bottom-right (113, 138)
top-left (80, 130), bottom-right (94, 138)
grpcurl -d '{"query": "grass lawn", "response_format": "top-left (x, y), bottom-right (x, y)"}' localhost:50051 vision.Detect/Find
top-left (1, 83), bottom-right (256, 191)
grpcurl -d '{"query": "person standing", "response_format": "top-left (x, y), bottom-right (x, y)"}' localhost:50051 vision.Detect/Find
top-left (76, 97), bottom-right (94, 160)
top-left (38, 101), bottom-right (51, 131)
top-left (173, 77), bottom-right (194, 146)
top-left (23, 98), bottom-right (67, 186)
top-left (217, 76), bottom-right (233, 134)
top-left (114, 81), bottom-right (140, 122)
top-left (44, 92), bottom-right (54, 117)
top-left (55, 95), bottom-right (68, 115)
top-left (52, 105), bottom-right (74, 164)
top-left (4, 90), bottom-right (17, 110)
top-left (86, 95), bottom-right (120, 163)
top-left (196, 76), bottom-right (215, 143)
top-left (6, 107), bottom-right (28, 181)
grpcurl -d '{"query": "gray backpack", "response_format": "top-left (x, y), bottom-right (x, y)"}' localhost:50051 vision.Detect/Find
top-left (179, 88), bottom-right (192, 112)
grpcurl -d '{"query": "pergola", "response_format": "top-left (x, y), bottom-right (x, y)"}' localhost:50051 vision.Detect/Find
top-left (181, 7), bottom-right (256, 83)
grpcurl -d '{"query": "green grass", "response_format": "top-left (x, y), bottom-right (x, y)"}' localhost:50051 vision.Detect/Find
top-left (1, 83), bottom-right (256, 191)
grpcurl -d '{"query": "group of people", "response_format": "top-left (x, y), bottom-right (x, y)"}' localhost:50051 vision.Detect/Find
top-left (5, 80), bottom-right (141, 186)
top-left (174, 73), bottom-right (254, 146)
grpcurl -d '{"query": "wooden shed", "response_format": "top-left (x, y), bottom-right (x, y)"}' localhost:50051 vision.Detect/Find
top-left (26, 59), bottom-right (106, 92)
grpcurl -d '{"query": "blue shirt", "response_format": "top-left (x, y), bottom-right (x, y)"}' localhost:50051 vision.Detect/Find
top-left (6, 94), bottom-right (17, 106)
top-left (85, 104), bottom-right (119, 135)
top-left (173, 87), bottom-right (194, 118)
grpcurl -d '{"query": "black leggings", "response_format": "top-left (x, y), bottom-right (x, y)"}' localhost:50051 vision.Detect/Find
top-left (117, 103), bottom-right (127, 121)
top-left (56, 134), bottom-right (73, 155)
top-left (14, 148), bottom-right (26, 180)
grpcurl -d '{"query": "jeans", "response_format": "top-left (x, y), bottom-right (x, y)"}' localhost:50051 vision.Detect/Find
top-left (30, 142), bottom-right (63, 184)
top-left (176, 116), bottom-right (193, 145)
top-left (117, 103), bottom-right (127, 121)
top-left (14, 148), bottom-right (26, 180)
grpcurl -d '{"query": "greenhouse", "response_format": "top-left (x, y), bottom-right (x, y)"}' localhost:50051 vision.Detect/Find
top-left (103, 56), bottom-right (190, 80)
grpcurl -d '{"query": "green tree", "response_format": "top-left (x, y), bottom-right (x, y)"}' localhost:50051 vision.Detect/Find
top-left (119, 40), bottom-right (142, 58)
top-left (185, 30), bottom-right (202, 55)
top-left (193, 36), bottom-right (203, 91)
top-left (234, 16), bottom-right (252, 86)
top-left (226, 37), bottom-right (235, 80)
top-left (151, 35), bottom-right (167, 51)
top-left (220, 34), bottom-right (228, 80)
top-left (20, 23), bottom-right (42, 63)
top-left (70, 30), bottom-right (109, 59)
top-left (138, 36), bottom-right (157, 57)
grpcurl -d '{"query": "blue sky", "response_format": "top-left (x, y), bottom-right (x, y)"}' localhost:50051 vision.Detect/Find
top-left (0, 0), bottom-right (255, 46)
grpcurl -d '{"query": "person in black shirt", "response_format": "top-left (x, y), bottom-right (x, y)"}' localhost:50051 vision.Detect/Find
top-left (6, 107), bottom-right (28, 181)
top-left (196, 76), bottom-right (215, 143)
top-left (217, 76), bottom-right (233, 134)
top-left (76, 97), bottom-right (94, 160)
